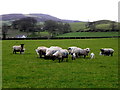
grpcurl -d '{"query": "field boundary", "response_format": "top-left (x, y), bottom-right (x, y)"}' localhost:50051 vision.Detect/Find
top-left (1, 36), bottom-right (120, 40)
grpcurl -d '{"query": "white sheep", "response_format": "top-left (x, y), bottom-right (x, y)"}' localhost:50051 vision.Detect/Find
top-left (45, 46), bottom-right (62, 58)
top-left (71, 47), bottom-right (90, 59)
top-left (68, 46), bottom-right (78, 54)
top-left (35, 46), bottom-right (48, 58)
top-left (100, 48), bottom-right (114, 56)
top-left (53, 49), bottom-right (69, 63)
top-left (13, 44), bottom-right (25, 54)
top-left (90, 52), bottom-right (95, 59)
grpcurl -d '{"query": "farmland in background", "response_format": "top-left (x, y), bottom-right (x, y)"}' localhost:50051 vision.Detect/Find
top-left (2, 38), bottom-right (118, 88)
top-left (57, 32), bottom-right (119, 37)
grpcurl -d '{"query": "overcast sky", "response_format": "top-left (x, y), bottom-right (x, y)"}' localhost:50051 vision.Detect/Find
top-left (0, 0), bottom-right (119, 21)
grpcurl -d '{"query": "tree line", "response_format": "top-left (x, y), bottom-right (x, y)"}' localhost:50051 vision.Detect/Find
top-left (2, 17), bottom-right (71, 39)
top-left (2, 17), bottom-right (119, 39)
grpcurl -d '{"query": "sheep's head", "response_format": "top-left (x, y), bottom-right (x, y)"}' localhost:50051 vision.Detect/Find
top-left (100, 49), bottom-right (104, 52)
top-left (85, 48), bottom-right (90, 53)
top-left (35, 49), bottom-right (39, 55)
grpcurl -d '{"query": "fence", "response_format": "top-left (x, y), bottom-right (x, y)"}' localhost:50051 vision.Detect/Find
top-left (1, 36), bottom-right (120, 40)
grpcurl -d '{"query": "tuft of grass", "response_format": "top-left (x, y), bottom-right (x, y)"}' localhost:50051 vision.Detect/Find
top-left (2, 38), bottom-right (118, 88)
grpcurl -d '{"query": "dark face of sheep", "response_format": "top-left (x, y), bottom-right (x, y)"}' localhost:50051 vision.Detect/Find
top-left (100, 49), bottom-right (104, 54)
top-left (20, 44), bottom-right (24, 50)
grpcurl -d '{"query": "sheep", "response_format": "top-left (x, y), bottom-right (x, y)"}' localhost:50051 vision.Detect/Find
top-left (100, 48), bottom-right (114, 56)
top-left (71, 47), bottom-right (90, 59)
top-left (90, 52), bottom-right (95, 59)
top-left (35, 46), bottom-right (48, 58)
top-left (52, 49), bottom-right (69, 63)
top-left (71, 47), bottom-right (82, 58)
top-left (13, 44), bottom-right (25, 54)
top-left (68, 46), bottom-right (78, 54)
top-left (49, 46), bottom-right (62, 50)
top-left (45, 46), bottom-right (62, 58)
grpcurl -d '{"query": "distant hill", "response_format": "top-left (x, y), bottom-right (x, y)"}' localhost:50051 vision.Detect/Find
top-left (0, 13), bottom-right (81, 23)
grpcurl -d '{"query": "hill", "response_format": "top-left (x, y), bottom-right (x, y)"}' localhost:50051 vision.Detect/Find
top-left (70, 20), bottom-right (119, 32)
top-left (0, 13), bottom-right (81, 23)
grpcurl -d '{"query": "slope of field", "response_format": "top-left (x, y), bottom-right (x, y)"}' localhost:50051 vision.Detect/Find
top-left (69, 22), bottom-right (87, 32)
top-left (57, 32), bottom-right (119, 37)
top-left (2, 38), bottom-right (118, 88)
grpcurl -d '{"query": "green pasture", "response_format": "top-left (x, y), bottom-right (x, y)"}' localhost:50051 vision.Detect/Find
top-left (57, 32), bottom-right (119, 37)
top-left (69, 22), bottom-right (87, 32)
top-left (2, 38), bottom-right (118, 88)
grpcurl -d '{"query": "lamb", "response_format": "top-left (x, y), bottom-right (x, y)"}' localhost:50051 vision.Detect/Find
top-left (13, 44), bottom-right (25, 54)
top-left (53, 49), bottom-right (69, 63)
top-left (35, 46), bottom-right (48, 58)
top-left (90, 52), bottom-right (95, 59)
top-left (100, 48), bottom-right (114, 56)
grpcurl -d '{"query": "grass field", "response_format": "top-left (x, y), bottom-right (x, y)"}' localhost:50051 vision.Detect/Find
top-left (69, 22), bottom-right (87, 32)
top-left (2, 38), bottom-right (118, 88)
top-left (57, 32), bottom-right (119, 37)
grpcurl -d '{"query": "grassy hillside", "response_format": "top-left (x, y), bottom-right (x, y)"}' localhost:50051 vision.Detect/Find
top-left (2, 38), bottom-right (118, 88)
top-left (57, 32), bottom-right (119, 37)
top-left (69, 22), bottom-right (87, 32)
top-left (69, 20), bottom-right (119, 32)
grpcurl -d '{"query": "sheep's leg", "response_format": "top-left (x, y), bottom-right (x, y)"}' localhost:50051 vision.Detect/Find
top-left (61, 58), bottom-right (64, 62)
top-left (52, 57), bottom-right (56, 61)
top-left (84, 55), bottom-right (86, 58)
top-left (13, 50), bottom-right (15, 54)
top-left (111, 53), bottom-right (113, 56)
top-left (66, 58), bottom-right (68, 62)
top-left (39, 54), bottom-right (42, 58)
top-left (13, 49), bottom-right (16, 54)
top-left (40, 52), bottom-right (43, 58)
top-left (72, 56), bottom-right (75, 60)
top-left (58, 58), bottom-right (61, 63)
top-left (14, 50), bottom-right (17, 54)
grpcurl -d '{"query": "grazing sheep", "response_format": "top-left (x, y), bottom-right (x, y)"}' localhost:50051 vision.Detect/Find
top-left (90, 52), bottom-right (95, 59)
top-left (71, 47), bottom-right (82, 58)
top-left (71, 47), bottom-right (90, 59)
top-left (45, 46), bottom-right (62, 58)
top-left (100, 48), bottom-right (114, 56)
top-left (49, 46), bottom-right (62, 50)
top-left (35, 46), bottom-right (48, 58)
top-left (68, 46), bottom-right (78, 54)
top-left (53, 49), bottom-right (69, 63)
top-left (13, 44), bottom-right (25, 54)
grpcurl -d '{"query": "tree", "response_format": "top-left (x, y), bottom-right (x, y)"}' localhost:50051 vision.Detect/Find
top-left (110, 22), bottom-right (116, 31)
top-left (86, 22), bottom-right (97, 31)
top-left (63, 23), bottom-right (71, 33)
top-left (12, 17), bottom-right (37, 33)
top-left (2, 24), bottom-right (9, 39)
top-left (44, 20), bottom-right (71, 37)
top-left (44, 20), bottom-right (58, 37)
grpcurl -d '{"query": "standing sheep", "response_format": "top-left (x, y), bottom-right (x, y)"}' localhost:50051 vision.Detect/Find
top-left (35, 46), bottom-right (48, 58)
top-left (53, 49), bottom-right (69, 63)
top-left (68, 46), bottom-right (78, 54)
top-left (13, 44), bottom-right (25, 54)
top-left (45, 46), bottom-right (62, 58)
top-left (100, 48), bottom-right (114, 56)
top-left (71, 47), bottom-right (90, 59)
top-left (90, 52), bottom-right (95, 59)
